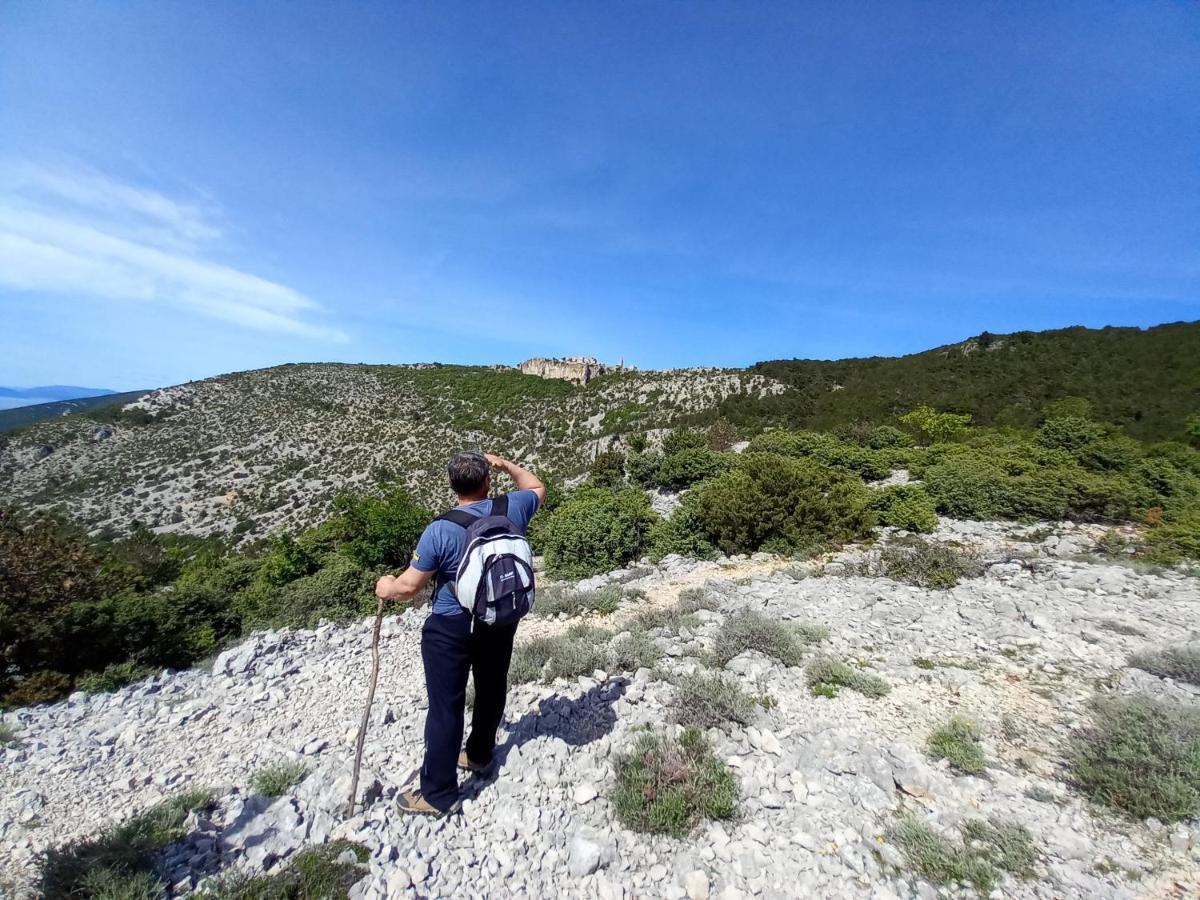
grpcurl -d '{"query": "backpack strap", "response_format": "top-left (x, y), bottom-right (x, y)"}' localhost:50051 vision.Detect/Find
top-left (435, 508), bottom-right (477, 529)
top-left (491, 493), bottom-right (509, 518)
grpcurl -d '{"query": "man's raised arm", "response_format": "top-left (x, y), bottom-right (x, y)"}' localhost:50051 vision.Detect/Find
top-left (485, 453), bottom-right (546, 504)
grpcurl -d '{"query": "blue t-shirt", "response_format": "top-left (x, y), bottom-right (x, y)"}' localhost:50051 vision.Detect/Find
top-left (411, 490), bottom-right (540, 616)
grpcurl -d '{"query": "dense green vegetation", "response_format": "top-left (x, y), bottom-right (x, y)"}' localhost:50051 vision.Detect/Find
top-left (0, 487), bottom-right (429, 706)
top-left (4, 381), bottom-right (1199, 706)
top-left (690, 322), bottom-right (1200, 442)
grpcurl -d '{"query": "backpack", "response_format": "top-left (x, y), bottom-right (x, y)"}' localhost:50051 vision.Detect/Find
top-left (434, 494), bottom-right (536, 627)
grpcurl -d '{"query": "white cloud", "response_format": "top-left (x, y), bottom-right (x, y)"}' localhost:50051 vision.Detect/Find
top-left (0, 163), bottom-right (347, 342)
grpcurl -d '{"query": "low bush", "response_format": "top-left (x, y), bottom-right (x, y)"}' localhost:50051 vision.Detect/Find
top-left (805, 656), bottom-right (891, 698)
top-left (927, 718), bottom-right (987, 775)
top-left (39, 790), bottom-right (212, 900)
top-left (76, 662), bottom-right (152, 694)
top-left (746, 430), bottom-right (890, 480)
top-left (633, 588), bottom-right (718, 633)
top-left (1070, 694), bottom-right (1200, 822)
top-left (327, 488), bottom-right (430, 569)
top-left (710, 609), bottom-right (826, 668)
top-left (612, 728), bottom-right (737, 837)
top-left (509, 625), bottom-right (659, 685)
top-left (250, 759), bottom-right (309, 798)
top-left (1129, 644), bottom-right (1200, 687)
top-left (656, 447), bottom-right (727, 490)
top-left (689, 453), bottom-right (874, 556)
top-left (1037, 416), bottom-right (1106, 451)
top-left (0, 721), bottom-right (21, 747)
top-left (861, 536), bottom-right (984, 589)
top-left (870, 485), bottom-right (938, 533)
top-left (887, 815), bottom-right (1035, 894)
top-left (539, 488), bottom-right (658, 578)
top-left (647, 494), bottom-right (717, 563)
top-left (671, 671), bottom-right (761, 728)
top-left (867, 425), bottom-right (914, 450)
top-left (587, 450), bottom-right (627, 489)
top-left (197, 841), bottom-right (367, 899)
top-left (534, 584), bottom-right (644, 618)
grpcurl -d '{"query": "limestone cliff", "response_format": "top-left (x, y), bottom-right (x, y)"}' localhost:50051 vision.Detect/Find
top-left (517, 356), bottom-right (623, 385)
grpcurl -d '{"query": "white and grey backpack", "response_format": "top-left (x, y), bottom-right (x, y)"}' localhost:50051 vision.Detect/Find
top-left (435, 494), bottom-right (536, 626)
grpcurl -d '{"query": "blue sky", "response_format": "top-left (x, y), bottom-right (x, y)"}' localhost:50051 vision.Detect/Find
top-left (1, 1), bottom-right (1197, 390)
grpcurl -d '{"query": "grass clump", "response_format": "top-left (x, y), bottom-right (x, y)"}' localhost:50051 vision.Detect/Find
top-left (39, 789), bottom-right (212, 900)
top-left (0, 720), bottom-right (21, 747)
top-left (509, 624), bottom-right (661, 685)
top-left (670, 671), bottom-right (761, 729)
top-left (612, 728), bottom-right (737, 837)
top-left (196, 840), bottom-right (367, 899)
top-left (865, 536), bottom-right (985, 589)
top-left (710, 609), bottom-right (827, 668)
top-left (535, 583), bottom-right (646, 618)
top-left (805, 656), bottom-right (891, 698)
top-left (927, 718), bottom-right (987, 775)
top-left (250, 759), bottom-right (309, 798)
top-left (76, 662), bottom-right (153, 694)
top-left (1129, 644), bottom-right (1200, 687)
top-left (1070, 694), bottom-right (1200, 822)
top-left (888, 815), bottom-right (1035, 894)
top-left (1098, 619), bottom-right (1146, 637)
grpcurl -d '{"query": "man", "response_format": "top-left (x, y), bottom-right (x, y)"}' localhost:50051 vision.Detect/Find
top-left (374, 450), bottom-right (545, 815)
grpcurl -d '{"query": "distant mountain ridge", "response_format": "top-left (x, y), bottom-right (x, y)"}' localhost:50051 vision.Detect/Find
top-left (0, 385), bottom-right (115, 410)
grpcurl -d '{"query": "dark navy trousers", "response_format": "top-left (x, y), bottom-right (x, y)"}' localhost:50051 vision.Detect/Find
top-left (418, 611), bottom-right (517, 812)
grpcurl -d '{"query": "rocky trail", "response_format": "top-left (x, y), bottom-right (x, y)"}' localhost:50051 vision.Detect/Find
top-left (3, 521), bottom-right (1199, 899)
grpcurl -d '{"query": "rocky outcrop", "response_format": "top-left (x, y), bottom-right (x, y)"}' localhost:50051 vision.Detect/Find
top-left (517, 357), bottom-right (622, 385)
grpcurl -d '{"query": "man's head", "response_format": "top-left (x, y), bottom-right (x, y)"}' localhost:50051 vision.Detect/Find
top-left (448, 450), bottom-right (490, 499)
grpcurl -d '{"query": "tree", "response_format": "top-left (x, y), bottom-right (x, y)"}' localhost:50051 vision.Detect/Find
top-left (899, 406), bottom-right (972, 446)
top-left (1187, 414), bottom-right (1200, 446)
top-left (706, 417), bottom-right (739, 452)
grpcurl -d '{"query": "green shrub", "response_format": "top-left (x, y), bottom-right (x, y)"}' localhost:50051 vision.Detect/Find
top-left (670, 671), bottom-right (760, 728)
top-left (1129, 645), bottom-right (1200, 687)
top-left (3, 670), bottom-right (72, 707)
top-left (1070, 694), bottom-right (1200, 822)
top-left (1146, 506), bottom-right (1200, 562)
top-left (746, 431), bottom-right (890, 479)
top-left (534, 583), bottom-right (643, 618)
top-left (0, 721), bottom-right (21, 747)
top-left (76, 662), bottom-right (152, 694)
top-left (656, 447), bottom-right (727, 490)
top-left (805, 656), bottom-right (891, 698)
top-left (240, 553), bottom-right (377, 629)
top-left (327, 488), bottom-right (430, 569)
top-left (887, 815), bottom-right (1035, 894)
top-left (508, 625), bottom-right (612, 685)
top-left (612, 728), bottom-right (737, 837)
top-left (899, 406), bottom-right (972, 445)
top-left (540, 488), bottom-right (657, 578)
top-left (867, 425), bottom-right (915, 450)
top-left (250, 759), bottom-right (309, 798)
top-left (706, 417), bottom-right (739, 451)
top-left (39, 790), bottom-right (212, 900)
top-left (711, 609), bottom-right (826, 667)
top-left (608, 629), bottom-right (662, 672)
top-left (1037, 416), bottom-right (1105, 451)
top-left (662, 428), bottom-right (709, 455)
top-left (625, 451), bottom-right (662, 488)
top-left (870, 485), bottom-right (938, 533)
top-left (588, 450), bottom-right (627, 489)
top-left (197, 840), bottom-right (367, 899)
top-left (863, 536), bottom-right (984, 589)
top-left (647, 493), bottom-right (717, 562)
top-left (690, 453), bottom-right (874, 556)
top-left (927, 717), bottom-right (987, 774)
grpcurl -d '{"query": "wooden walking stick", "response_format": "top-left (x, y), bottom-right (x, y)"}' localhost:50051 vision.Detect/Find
top-left (347, 595), bottom-right (386, 817)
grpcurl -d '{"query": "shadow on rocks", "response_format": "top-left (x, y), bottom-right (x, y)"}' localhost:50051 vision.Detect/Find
top-left (459, 677), bottom-right (627, 802)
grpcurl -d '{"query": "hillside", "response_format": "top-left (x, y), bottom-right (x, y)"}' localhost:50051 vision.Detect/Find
top-left (0, 364), bottom-right (779, 540)
top-left (0, 390), bottom-right (147, 431)
top-left (739, 321), bottom-right (1200, 441)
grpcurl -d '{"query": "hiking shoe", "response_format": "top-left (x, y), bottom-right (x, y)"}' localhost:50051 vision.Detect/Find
top-left (458, 751), bottom-right (491, 774)
top-left (396, 789), bottom-right (454, 817)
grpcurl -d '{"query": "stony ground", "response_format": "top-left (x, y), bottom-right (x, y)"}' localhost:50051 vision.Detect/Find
top-left (3, 521), bottom-right (1199, 899)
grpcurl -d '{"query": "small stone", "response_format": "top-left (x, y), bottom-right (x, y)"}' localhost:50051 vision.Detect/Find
top-left (568, 834), bottom-right (602, 877)
top-left (684, 869), bottom-right (710, 900)
top-left (573, 782), bottom-right (599, 805)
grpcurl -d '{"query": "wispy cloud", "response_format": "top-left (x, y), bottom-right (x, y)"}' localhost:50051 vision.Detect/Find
top-left (0, 162), bottom-right (347, 342)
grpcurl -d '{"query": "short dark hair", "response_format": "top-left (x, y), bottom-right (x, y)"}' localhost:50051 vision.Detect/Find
top-left (448, 450), bottom-right (489, 496)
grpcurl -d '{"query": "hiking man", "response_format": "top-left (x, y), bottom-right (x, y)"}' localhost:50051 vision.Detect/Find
top-left (374, 450), bottom-right (545, 815)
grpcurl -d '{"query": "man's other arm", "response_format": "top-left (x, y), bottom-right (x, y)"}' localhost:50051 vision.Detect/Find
top-left (485, 453), bottom-right (546, 505)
